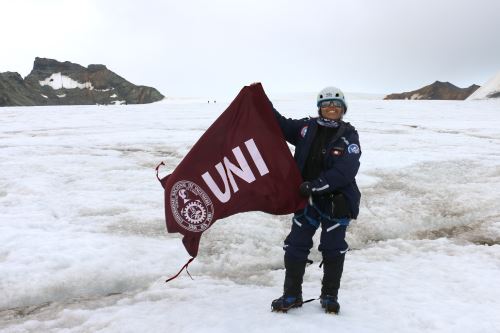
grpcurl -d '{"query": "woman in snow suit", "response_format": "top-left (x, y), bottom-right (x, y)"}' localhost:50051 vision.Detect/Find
top-left (271, 86), bottom-right (361, 314)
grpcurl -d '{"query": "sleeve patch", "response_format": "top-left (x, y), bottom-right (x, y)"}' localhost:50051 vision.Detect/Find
top-left (347, 143), bottom-right (360, 154)
top-left (300, 125), bottom-right (308, 138)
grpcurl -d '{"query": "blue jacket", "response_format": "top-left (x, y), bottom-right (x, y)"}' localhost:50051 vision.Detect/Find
top-left (273, 109), bottom-right (361, 219)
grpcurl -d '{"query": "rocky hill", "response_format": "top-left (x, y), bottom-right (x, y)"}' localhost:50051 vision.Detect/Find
top-left (384, 81), bottom-right (480, 100)
top-left (0, 57), bottom-right (164, 106)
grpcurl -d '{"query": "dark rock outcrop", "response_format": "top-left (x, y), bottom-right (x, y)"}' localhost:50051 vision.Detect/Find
top-left (0, 57), bottom-right (165, 106)
top-left (0, 72), bottom-right (40, 106)
top-left (384, 81), bottom-right (480, 100)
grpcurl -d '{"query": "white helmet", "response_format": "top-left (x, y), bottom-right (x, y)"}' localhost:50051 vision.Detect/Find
top-left (317, 86), bottom-right (348, 113)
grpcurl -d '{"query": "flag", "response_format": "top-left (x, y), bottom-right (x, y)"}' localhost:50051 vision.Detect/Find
top-left (157, 83), bottom-right (306, 258)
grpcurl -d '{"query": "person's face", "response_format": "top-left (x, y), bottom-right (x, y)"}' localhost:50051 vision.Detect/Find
top-left (319, 100), bottom-right (344, 120)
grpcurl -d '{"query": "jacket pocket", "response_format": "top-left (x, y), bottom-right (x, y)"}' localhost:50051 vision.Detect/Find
top-left (325, 146), bottom-right (345, 168)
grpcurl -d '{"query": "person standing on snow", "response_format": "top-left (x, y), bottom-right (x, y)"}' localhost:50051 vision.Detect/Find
top-left (270, 86), bottom-right (361, 314)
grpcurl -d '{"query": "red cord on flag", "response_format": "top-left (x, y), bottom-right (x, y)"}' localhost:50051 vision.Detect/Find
top-left (155, 161), bottom-right (165, 182)
top-left (165, 257), bottom-right (195, 283)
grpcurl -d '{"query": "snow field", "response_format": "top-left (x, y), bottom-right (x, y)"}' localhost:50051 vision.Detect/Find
top-left (1, 98), bottom-right (499, 332)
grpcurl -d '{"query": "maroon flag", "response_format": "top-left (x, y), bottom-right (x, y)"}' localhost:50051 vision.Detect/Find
top-left (157, 83), bottom-right (306, 258)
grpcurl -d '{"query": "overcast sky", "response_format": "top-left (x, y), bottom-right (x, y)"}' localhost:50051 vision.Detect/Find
top-left (1, 0), bottom-right (499, 98)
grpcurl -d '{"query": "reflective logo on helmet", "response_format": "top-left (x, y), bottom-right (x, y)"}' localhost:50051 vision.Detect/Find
top-left (300, 125), bottom-right (308, 138)
top-left (347, 144), bottom-right (360, 154)
top-left (170, 180), bottom-right (214, 232)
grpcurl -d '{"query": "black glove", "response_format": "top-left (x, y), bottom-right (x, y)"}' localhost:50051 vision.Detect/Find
top-left (299, 181), bottom-right (312, 197)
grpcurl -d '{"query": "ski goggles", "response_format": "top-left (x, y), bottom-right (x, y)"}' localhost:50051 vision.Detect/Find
top-left (319, 100), bottom-right (344, 109)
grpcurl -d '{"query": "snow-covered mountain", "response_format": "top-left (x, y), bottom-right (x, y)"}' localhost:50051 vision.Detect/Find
top-left (466, 71), bottom-right (500, 99)
top-left (0, 58), bottom-right (165, 106)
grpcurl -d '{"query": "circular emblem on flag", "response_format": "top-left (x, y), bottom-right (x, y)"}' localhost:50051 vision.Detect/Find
top-left (170, 180), bottom-right (214, 232)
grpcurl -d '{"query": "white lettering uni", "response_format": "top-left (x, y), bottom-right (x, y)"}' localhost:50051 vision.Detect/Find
top-left (201, 138), bottom-right (269, 203)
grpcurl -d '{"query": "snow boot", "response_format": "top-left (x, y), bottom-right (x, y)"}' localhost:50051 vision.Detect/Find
top-left (320, 294), bottom-right (340, 314)
top-left (320, 254), bottom-right (345, 314)
top-left (271, 295), bottom-right (303, 312)
top-left (271, 257), bottom-right (307, 312)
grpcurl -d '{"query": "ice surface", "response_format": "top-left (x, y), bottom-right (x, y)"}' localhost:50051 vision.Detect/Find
top-left (0, 97), bottom-right (499, 332)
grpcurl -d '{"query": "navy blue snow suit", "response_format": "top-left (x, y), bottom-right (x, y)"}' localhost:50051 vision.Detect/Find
top-left (273, 108), bottom-right (361, 262)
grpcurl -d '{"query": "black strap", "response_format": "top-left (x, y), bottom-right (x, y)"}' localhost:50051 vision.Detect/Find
top-left (277, 297), bottom-right (319, 312)
top-left (327, 122), bottom-right (347, 147)
top-left (301, 297), bottom-right (318, 305)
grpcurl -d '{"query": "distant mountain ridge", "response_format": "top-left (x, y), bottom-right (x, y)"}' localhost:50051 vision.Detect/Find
top-left (384, 81), bottom-right (480, 100)
top-left (0, 57), bottom-right (164, 106)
